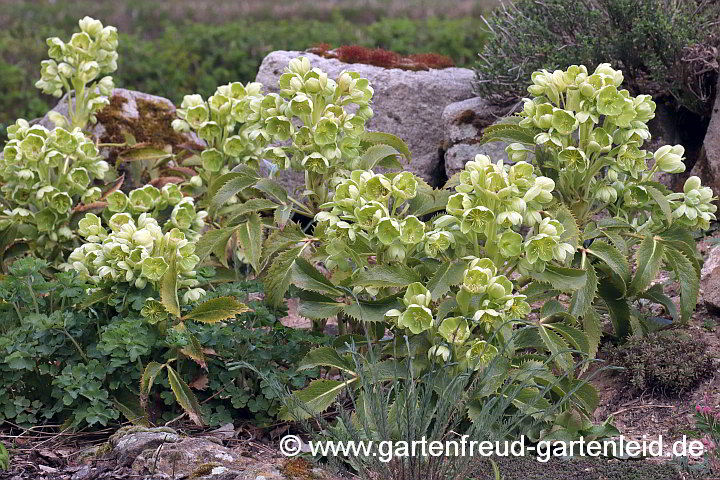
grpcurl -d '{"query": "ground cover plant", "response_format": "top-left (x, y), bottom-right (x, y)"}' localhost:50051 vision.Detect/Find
top-left (0, 9), bottom-right (717, 480)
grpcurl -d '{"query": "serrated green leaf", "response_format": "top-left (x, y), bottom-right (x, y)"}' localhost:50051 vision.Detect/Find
top-left (597, 281), bottom-right (630, 340)
top-left (265, 245), bottom-right (304, 306)
top-left (529, 265), bottom-right (587, 291)
top-left (195, 227), bottom-right (234, 266)
top-left (352, 265), bottom-right (420, 288)
top-left (548, 322), bottom-right (590, 356)
top-left (581, 308), bottom-right (602, 362)
top-left (406, 187), bottom-right (451, 217)
top-left (359, 131), bottom-right (411, 160)
top-left (426, 261), bottom-right (466, 299)
top-left (639, 283), bottom-right (678, 321)
top-left (253, 178), bottom-right (289, 204)
top-left (356, 144), bottom-right (403, 170)
top-left (664, 246), bottom-right (698, 324)
top-left (273, 203), bottom-right (293, 228)
top-left (629, 235), bottom-right (664, 296)
top-left (343, 295), bottom-right (403, 323)
top-left (586, 241), bottom-right (630, 292)
top-left (180, 333), bottom-right (207, 369)
top-left (480, 120), bottom-right (537, 145)
top-left (78, 288), bottom-right (112, 310)
top-left (160, 253), bottom-right (180, 317)
top-left (225, 199), bottom-right (279, 226)
top-left (183, 296), bottom-right (251, 323)
top-left (279, 378), bottom-right (357, 421)
top-left (292, 258), bottom-right (343, 296)
top-left (554, 205), bottom-right (581, 249)
top-left (297, 346), bottom-right (357, 375)
top-left (140, 361), bottom-right (165, 411)
top-left (645, 185), bottom-right (672, 226)
top-left (297, 291), bottom-right (344, 320)
top-left (166, 365), bottom-right (205, 426)
top-left (262, 222), bottom-right (308, 264)
top-left (537, 326), bottom-right (573, 372)
top-left (236, 213), bottom-right (263, 273)
top-left (210, 173), bottom-right (256, 208)
top-left (570, 262), bottom-right (597, 317)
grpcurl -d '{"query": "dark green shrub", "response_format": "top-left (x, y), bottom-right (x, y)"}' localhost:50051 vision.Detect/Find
top-left (474, 0), bottom-right (720, 116)
top-left (0, 258), bottom-right (329, 427)
top-left (606, 332), bottom-right (714, 396)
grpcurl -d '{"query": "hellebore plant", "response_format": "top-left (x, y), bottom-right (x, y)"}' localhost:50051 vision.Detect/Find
top-left (0, 120), bottom-right (109, 258)
top-left (482, 63), bottom-right (717, 337)
top-left (36, 16), bottom-right (118, 131)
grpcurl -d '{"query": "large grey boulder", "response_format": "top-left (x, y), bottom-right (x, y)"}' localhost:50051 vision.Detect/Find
top-left (256, 50), bottom-right (476, 186)
top-left (690, 77), bottom-right (720, 194)
top-left (701, 244), bottom-right (720, 313)
top-left (441, 96), bottom-right (510, 178)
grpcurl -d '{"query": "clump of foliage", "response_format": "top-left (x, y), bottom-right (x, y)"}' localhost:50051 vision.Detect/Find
top-left (681, 402), bottom-right (720, 477)
top-left (605, 333), bottom-right (714, 396)
top-left (36, 16), bottom-right (118, 130)
top-left (0, 121), bottom-right (109, 259)
top-left (483, 63), bottom-right (716, 339)
top-left (0, 442), bottom-right (7, 472)
top-left (311, 44), bottom-right (455, 70)
top-left (475, 0), bottom-right (720, 117)
top-left (0, 258), bottom-right (327, 427)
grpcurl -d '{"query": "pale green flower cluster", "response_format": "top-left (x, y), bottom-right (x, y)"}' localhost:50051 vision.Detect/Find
top-left (173, 81), bottom-right (268, 189)
top-left (668, 176), bottom-right (717, 230)
top-left (384, 264), bottom-right (529, 369)
top-left (517, 63), bottom-right (715, 228)
top-left (35, 16), bottom-right (117, 129)
top-left (105, 184), bottom-right (208, 241)
top-left (315, 170), bottom-right (449, 271)
top-left (0, 120), bottom-right (108, 247)
top-left (435, 155), bottom-right (573, 271)
top-left (68, 213), bottom-right (204, 304)
top-left (262, 57), bottom-right (374, 203)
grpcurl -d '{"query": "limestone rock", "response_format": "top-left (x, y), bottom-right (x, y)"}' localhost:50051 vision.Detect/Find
top-left (690, 77), bottom-right (720, 194)
top-left (441, 96), bottom-right (510, 178)
top-left (701, 244), bottom-right (720, 313)
top-left (256, 50), bottom-right (476, 187)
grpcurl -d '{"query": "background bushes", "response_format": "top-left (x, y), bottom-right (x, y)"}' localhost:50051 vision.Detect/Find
top-left (475, 0), bottom-right (720, 117)
top-left (0, 1), bottom-right (490, 137)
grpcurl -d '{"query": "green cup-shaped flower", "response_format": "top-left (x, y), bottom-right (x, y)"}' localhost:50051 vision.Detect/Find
top-left (403, 282), bottom-right (431, 307)
top-left (20, 134), bottom-right (45, 161)
top-left (333, 180), bottom-right (360, 209)
top-left (424, 230), bottom-right (454, 257)
top-left (107, 190), bottom-right (129, 212)
top-left (596, 85), bottom-right (627, 116)
top-left (266, 116), bottom-right (293, 142)
top-left (290, 93), bottom-right (313, 116)
top-left (400, 216), bottom-right (425, 244)
top-left (558, 147), bottom-right (588, 172)
top-left (465, 340), bottom-right (498, 371)
top-left (551, 108), bottom-right (577, 135)
top-left (185, 103), bottom-right (209, 129)
top-left (197, 121), bottom-right (222, 142)
top-left (129, 187), bottom-right (156, 213)
top-left (446, 193), bottom-right (470, 216)
top-left (355, 201), bottom-right (387, 230)
top-left (461, 206), bottom-right (494, 234)
top-left (463, 266), bottom-right (492, 293)
top-left (364, 174), bottom-right (392, 202)
top-left (375, 217), bottom-right (401, 245)
top-left (141, 298), bottom-right (169, 324)
top-left (141, 256), bottom-right (169, 282)
top-left (499, 230), bottom-right (523, 257)
top-left (314, 118), bottom-right (339, 145)
top-left (506, 144), bottom-right (529, 164)
top-left (162, 184), bottom-right (184, 206)
top-left (301, 152), bottom-right (330, 174)
top-left (398, 304), bottom-right (434, 334)
top-left (391, 172), bottom-right (418, 200)
top-left (654, 145), bottom-right (685, 173)
top-left (35, 208), bottom-right (58, 232)
top-left (78, 213), bottom-right (103, 237)
top-left (50, 192), bottom-right (72, 214)
top-left (438, 316), bottom-right (470, 344)
top-left (525, 234), bottom-right (557, 264)
top-left (201, 148), bottom-right (225, 172)
top-left (50, 128), bottom-right (78, 154)
top-left (69, 167), bottom-right (91, 188)
top-left (171, 201), bottom-right (196, 230)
